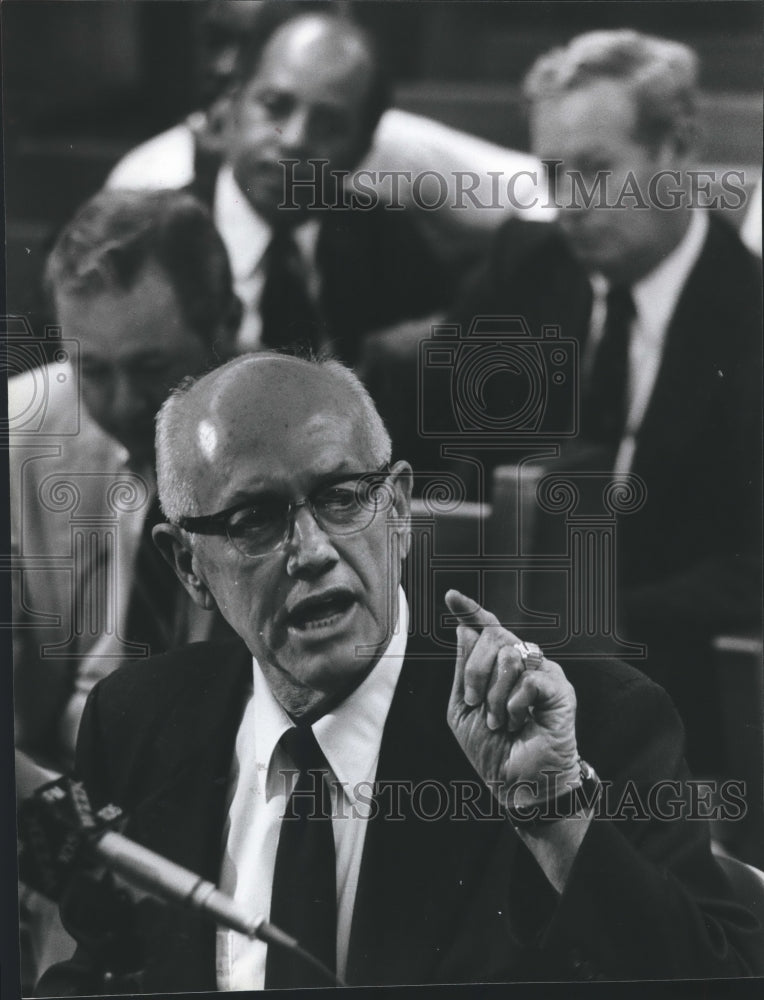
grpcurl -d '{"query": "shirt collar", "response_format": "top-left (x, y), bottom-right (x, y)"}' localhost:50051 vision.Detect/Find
top-left (214, 163), bottom-right (322, 280)
top-left (591, 210), bottom-right (709, 339)
top-left (252, 587), bottom-right (409, 806)
top-left (214, 164), bottom-right (271, 280)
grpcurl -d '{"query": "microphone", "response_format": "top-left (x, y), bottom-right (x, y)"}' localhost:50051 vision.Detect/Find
top-left (18, 776), bottom-right (343, 987)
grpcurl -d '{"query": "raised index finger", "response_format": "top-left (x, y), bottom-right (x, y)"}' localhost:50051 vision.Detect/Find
top-left (445, 589), bottom-right (500, 630)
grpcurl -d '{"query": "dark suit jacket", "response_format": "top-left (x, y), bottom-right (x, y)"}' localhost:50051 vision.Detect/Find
top-left (446, 215), bottom-right (762, 768)
top-left (188, 167), bottom-right (450, 368)
top-left (38, 635), bottom-right (763, 994)
top-left (449, 213), bottom-right (761, 628)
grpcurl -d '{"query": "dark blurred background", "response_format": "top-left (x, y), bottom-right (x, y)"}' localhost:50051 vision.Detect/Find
top-left (3, 0), bottom-right (762, 336)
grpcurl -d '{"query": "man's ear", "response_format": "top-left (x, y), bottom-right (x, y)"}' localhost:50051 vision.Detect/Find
top-left (388, 460), bottom-right (413, 560)
top-left (656, 118), bottom-right (697, 164)
top-left (152, 523), bottom-right (217, 611)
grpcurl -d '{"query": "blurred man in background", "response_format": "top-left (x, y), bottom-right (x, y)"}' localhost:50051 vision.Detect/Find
top-left (190, 6), bottom-right (448, 359)
top-left (446, 30), bottom-right (762, 778)
top-left (12, 189), bottom-right (239, 782)
top-left (108, 0), bottom-right (552, 274)
top-left (107, 1), bottom-right (552, 466)
top-left (10, 188), bottom-right (240, 988)
top-left (123, 5), bottom-right (454, 473)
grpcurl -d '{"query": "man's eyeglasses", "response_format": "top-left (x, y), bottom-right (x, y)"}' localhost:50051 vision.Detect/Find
top-left (176, 464), bottom-right (395, 558)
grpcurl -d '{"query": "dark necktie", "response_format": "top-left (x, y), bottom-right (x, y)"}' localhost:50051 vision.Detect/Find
top-left (265, 725), bottom-right (338, 988)
top-left (260, 228), bottom-right (322, 353)
top-left (582, 284), bottom-right (635, 450)
top-left (123, 494), bottom-right (179, 656)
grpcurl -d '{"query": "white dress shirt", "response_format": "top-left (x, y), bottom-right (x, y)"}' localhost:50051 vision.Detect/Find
top-left (213, 165), bottom-right (320, 351)
top-left (585, 210), bottom-right (709, 474)
top-left (216, 588), bottom-right (409, 991)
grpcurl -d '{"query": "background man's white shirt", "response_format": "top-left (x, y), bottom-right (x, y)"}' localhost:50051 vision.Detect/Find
top-left (214, 165), bottom-right (320, 351)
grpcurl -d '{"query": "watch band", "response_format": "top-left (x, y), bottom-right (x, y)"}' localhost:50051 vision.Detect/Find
top-left (506, 758), bottom-right (601, 829)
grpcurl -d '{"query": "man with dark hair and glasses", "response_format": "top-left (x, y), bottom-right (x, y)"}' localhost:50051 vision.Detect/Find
top-left (12, 188), bottom-right (241, 778)
top-left (39, 353), bottom-right (763, 994)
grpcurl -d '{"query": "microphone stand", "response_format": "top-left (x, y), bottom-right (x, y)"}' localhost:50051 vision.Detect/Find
top-left (18, 776), bottom-right (344, 988)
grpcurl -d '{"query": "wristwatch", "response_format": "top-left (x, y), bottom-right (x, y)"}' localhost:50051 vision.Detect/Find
top-left (506, 758), bottom-right (601, 829)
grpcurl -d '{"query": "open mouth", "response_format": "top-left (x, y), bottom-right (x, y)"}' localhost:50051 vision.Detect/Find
top-left (286, 590), bottom-right (356, 633)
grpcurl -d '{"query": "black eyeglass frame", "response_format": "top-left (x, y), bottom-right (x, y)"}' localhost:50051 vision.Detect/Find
top-left (175, 463), bottom-right (395, 555)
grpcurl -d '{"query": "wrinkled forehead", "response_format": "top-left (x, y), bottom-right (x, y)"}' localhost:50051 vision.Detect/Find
top-left (180, 357), bottom-right (372, 489)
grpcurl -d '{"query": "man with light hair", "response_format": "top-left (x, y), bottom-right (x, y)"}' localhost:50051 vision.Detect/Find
top-left (526, 29), bottom-right (699, 153)
top-left (39, 351), bottom-right (763, 993)
top-left (446, 29), bottom-right (762, 777)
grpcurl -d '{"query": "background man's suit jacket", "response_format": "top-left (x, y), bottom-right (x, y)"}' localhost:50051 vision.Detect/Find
top-left (39, 633), bottom-right (763, 994)
top-left (445, 214), bottom-right (762, 770)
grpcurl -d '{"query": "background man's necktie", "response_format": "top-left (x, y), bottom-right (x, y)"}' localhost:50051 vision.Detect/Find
top-left (259, 228), bottom-right (321, 352)
top-left (123, 494), bottom-right (179, 655)
top-left (265, 725), bottom-right (338, 989)
top-left (582, 284), bottom-right (635, 451)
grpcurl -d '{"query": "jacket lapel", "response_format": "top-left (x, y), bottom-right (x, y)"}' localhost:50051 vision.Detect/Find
top-left (633, 221), bottom-right (718, 467)
top-left (345, 652), bottom-right (530, 985)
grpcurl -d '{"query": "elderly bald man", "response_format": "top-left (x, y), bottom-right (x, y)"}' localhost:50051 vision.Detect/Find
top-left (39, 354), bottom-right (763, 993)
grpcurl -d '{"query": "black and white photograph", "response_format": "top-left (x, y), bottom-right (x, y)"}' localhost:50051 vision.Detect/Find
top-left (2, 1), bottom-right (763, 996)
